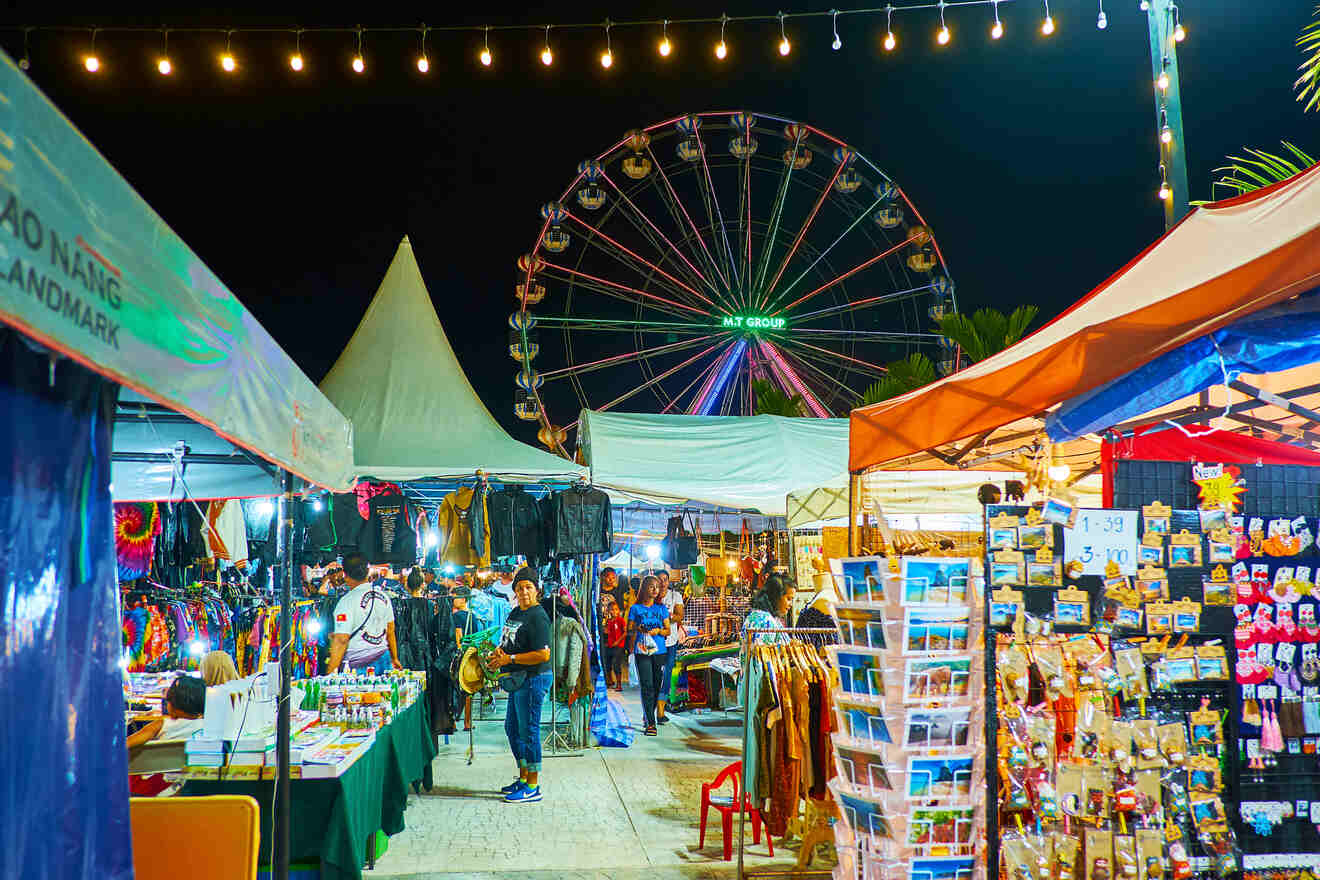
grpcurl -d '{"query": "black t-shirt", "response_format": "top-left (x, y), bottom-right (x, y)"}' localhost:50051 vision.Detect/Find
top-left (500, 605), bottom-right (552, 675)
top-left (452, 609), bottom-right (474, 641)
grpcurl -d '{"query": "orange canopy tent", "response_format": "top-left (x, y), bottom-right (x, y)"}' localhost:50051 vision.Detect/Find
top-left (850, 163), bottom-right (1320, 474)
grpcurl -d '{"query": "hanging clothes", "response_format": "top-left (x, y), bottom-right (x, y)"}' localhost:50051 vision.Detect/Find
top-left (115, 502), bottom-right (161, 581)
top-left (543, 485), bottom-right (613, 558)
top-left (206, 499), bottom-right (249, 566)
top-left (486, 484), bottom-right (545, 562)
top-left (361, 492), bottom-right (419, 566)
top-left (354, 480), bottom-right (403, 518)
top-left (329, 492), bottom-right (365, 554)
top-left (437, 487), bottom-right (490, 567)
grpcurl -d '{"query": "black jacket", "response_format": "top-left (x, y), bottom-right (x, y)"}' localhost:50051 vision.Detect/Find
top-left (543, 486), bottom-right (613, 558)
top-left (487, 485), bottom-right (545, 562)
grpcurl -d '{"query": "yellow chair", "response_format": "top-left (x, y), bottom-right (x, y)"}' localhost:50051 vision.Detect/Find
top-left (131, 795), bottom-right (260, 880)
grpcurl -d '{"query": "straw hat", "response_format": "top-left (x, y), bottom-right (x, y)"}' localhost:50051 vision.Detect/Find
top-left (458, 647), bottom-right (486, 695)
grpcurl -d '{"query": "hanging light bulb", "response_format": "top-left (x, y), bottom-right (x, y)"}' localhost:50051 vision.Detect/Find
top-left (1173, 22), bottom-right (1186, 41)
top-left (937, 25), bottom-right (950, 45)
top-left (715, 15), bottom-right (729, 60)
top-left (831, 10), bottom-right (842, 50)
top-left (883, 30), bottom-right (896, 51)
top-left (1158, 181), bottom-right (1172, 200)
top-left (1160, 124), bottom-right (1172, 144)
top-left (158, 57), bottom-right (172, 75)
top-left (84, 29), bottom-right (100, 73)
top-left (479, 25), bottom-right (493, 66)
top-left (601, 20), bottom-right (614, 68)
top-left (290, 29), bottom-right (304, 72)
top-left (991, 1), bottom-right (1004, 39)
top-left (541, 26), bottom-right (553, 65)
top-left (1041, 16), bottom-right (1055, 35)
top-left (883, 7), bottom-right (896, 51)
top-left (1139, 0), bottom-right (1150, 9)
top-left (1157, 70), bottom-right (1170, 91)
top-left (416, 25), bottom-right (430, 73)
top-left (220, 31), bottom-right (237, 73)
top-left (779, 36), bottom-right (791, 55)
top-left (157, 29), bottom-right (172, 75)
top-left (1097, 4), bottom-right (1108, 29)
top-left (352, 27), bottom-right (365, 73)
top-left (659, 19), bottom-right (672, 56)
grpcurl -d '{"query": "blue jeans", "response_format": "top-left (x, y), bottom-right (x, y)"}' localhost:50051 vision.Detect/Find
top-left (505, 671), bottom-right (552, 773)
top-left (659, 643), bottom-right (678, 706)
top-left (351, 652), bottom-right (391, 674)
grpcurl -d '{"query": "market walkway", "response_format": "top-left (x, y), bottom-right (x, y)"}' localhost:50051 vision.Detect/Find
top-left (369, 684), bottom-right (835, 880)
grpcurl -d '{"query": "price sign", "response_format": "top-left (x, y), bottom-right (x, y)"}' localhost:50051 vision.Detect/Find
top-left (1063, 509), bottom-right (1138, 576)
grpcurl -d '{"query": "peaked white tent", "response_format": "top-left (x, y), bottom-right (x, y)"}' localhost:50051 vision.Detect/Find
top-left (320, 237), bottom-right (586, 482)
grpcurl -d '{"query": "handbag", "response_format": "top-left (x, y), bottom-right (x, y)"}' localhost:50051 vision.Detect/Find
top-left (498, 668), bottom-right (530, 693)
top-left (663, 512), bottom-right (699, 568)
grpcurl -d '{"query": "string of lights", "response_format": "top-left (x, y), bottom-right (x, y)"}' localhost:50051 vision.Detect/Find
top-left (11, 0), bottom-right (1208, 77)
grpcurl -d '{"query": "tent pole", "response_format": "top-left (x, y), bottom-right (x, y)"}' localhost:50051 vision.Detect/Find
top-left (275, 470), bottom-right (297, 880)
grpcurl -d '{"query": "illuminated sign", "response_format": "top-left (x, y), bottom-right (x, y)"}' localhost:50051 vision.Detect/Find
top-left (721, 315), bottom-right (787, 330)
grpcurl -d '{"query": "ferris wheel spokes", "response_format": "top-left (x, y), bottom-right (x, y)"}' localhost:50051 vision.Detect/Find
top-left (644, 144), bottom-right (731, 295)
top-left (538, 334), bottom-right (721, 381)
top-left (540, 261), bottom-right (707, 318)
top-left (761, 161), bottom-right (847, 309)
top-left (752, 135), bottom-right (802, 297)
top-left (661, 348), bottom-right (729, 414)
top-left (771, 233), bottom-right (916, 316)
top-left (755, 339), bottom-right (832, 418)
top-left (599, 170), bottom-right (722, 300)
top-left (790, 281), bottom-right (939, 324)
top-left (767, 192), bottom-right (887, 312)
top-left (690, 126), bottom-right (742, 295)
top-left (771, 340), bottom-right (865, 404)
top-left (592, 340), bottom-right (726, 415)
top-left (777, 335), bottom-right (890, 376)
top-left (562, 209), bottom-right (715, 309)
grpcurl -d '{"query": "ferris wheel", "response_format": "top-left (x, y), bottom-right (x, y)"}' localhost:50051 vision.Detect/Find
top-left (508, 111), bottom-right (959, 455)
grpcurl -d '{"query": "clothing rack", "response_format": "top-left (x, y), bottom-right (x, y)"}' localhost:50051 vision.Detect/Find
top-left (543, 557), bottom-right (595, 757)
top-left (736, 625), bottom-right (838, 880)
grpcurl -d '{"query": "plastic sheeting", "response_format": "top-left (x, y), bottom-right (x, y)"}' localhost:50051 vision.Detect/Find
top-left (0, 54), bottom-right (354, 492)
top-left (0, 333), bottom-right (132, 880)
top-left (320, 238), bottom-right (586, 481)
top-left (1048, 291), bottom-right (1320, 441)
top-left (580, 410), bottom-right (850, 515)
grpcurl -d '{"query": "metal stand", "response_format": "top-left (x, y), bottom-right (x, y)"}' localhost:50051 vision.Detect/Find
top-left (736, 625), bottom-right (837, 880)
top-left (544, 559), bottom-right (594, 757)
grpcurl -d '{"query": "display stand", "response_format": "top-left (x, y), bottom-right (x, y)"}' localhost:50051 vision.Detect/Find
top-left (736, 625), bottom-right (838, 880)
top-left (543, 558), bottom-right (596, 757)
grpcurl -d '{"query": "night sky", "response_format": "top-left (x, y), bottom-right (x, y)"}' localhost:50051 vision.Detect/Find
top-left (3, 2), bottom-right (1314, 443)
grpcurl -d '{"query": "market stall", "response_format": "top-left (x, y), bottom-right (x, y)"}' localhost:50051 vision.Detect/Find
top-left (0, 52), bottom-right (355, 880)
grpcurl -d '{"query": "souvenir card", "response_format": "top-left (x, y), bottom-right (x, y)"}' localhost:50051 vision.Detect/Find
top-left (1202, 569), bottom-right (1231, 606)
top-left (989, 586), bottom-right (1025, 631)
top-left (1195, 644), bottom-right (1227, 681)
top-left (997, 640), bottom-right (1031, 704)
top-left (1132, 719), bottom-right (1162, 769)
top-left (1160, 646), bottom-right (1198, 685)
top-left (1017, 524), bottom-right (1052, 551)
top-left (904, 607), bottom-right (971, 654)
top-left (834, 603), bottom-right (889, 650)
top-left (833, 736), bottom-right (894, 794)
top-left (1189, 793), bottom-right (1229, 833)
top-left (1170, 599), bottom-right (1201, 634)
top-left (1054, 588), bottom-right (1091, 628)
top-left (1002, 836), bottom-right (1048, 880)
top-left (1137, 542), bottom-right (1163, 567)
top-left (906, 755), bottom-right (975, 801)
top-left (902, 558), bottom-right (973, 605)
top-left (1188, 705), bottom-right (1223, 749)
top-left (904, 707), bottom-right (973, 750)
top-left (1168, 531), bottom-right (1202, 568)
top-left (1084, 829), bottom-right (1113, 880)
top-left (830, 556), bottom-right (888, 603)
top-left (1198, 507), bottom-right (1229, 534)
top-left (830, 778), bottom-right (894, 844)
top-left (988, 513), bottom-right (1022, 530)
top-left (910, 857), bottom-right (975, 880)
top-left (989, 527), bottom-right (1019, 551)
top-left (1186, 755), bottom-right (1221, 793)
top-left (1206, 539), bottom-right (1234, 564)
top-left (908, 806), bottom-right (976, 852)
top-left (990, 559), bottom-right (1024, 588)
top-left (1056, 837), bottom-right (1082, 880)
top-left (831, 646), bottom-right (887, 700)
top-left (903, 656), bottom-right (972, 702)
top-left (1142, 502), bottom-right (1172, 536)
top-left (1042, 496), bottom-right (1079, 528)
top-left (1028, 560), bottom-right (1061, 588)
top-left (834, 697), bottom-right (894, 747)
top-left (1136, 567), bottom-right (1169, 603)
top-left (1113, 603), bottom-right (1144, 632)
top-left (1113, 645), bottom-right (1149, 699)
top-left (1157, 721), bottom-right (1189, 766)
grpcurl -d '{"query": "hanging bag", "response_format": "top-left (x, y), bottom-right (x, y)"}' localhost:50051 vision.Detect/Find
top-left (662, 512), bottom-right (699, 568)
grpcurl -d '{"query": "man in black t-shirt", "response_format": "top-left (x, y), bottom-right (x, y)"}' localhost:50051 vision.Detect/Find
top-left (490, 567), bottom-right (552, 804)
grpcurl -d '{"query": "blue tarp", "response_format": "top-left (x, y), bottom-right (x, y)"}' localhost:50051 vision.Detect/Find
top-left (1047, 290), bottom-right (1320, 441)
top-left (0, 333), bottom-right (132, 880)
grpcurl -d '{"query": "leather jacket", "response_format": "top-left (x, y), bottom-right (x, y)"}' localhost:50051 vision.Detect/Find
top-left (543, 486), bottom-right (613, 558)
top-left (486, 485), bottom-right (545, 562)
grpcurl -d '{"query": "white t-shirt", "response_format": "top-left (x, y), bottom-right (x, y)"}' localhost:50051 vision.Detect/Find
top-left (662, 588), bottom-right (685, 647)
top-left (491, 579), bottom-right (516, 602)
top-left (333, 583), bottom-right (395, 666)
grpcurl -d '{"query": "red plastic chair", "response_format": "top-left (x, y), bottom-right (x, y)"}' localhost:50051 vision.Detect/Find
top-left (698, 760), bottom-right (774, 861)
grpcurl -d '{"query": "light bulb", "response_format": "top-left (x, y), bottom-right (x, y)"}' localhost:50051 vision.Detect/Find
top-left (256, 500), bottom-right (276, 516)
top-left (1158, 182), bottom-right (1172, 201)
top-left (312, 499), bottom-right (323, 511)
top-left (646, 543), bottom-right (662, 560)
top-left (84, 54), bottom-right (100, 72)
top-left (189, 640), bottom-right (206, 657)
top-left (290, 53), bottom-right (304, 71)
top-left (659, 37), bottom-right (672, 56)
top-left (157, 57), bottom-right (172, 75)
top-left (307, 619), bottom-right (322, 636)
top-left (220, 53), bottom-right (236, 72)
top-left (417, 55), bottom-right (429, 73)
top-left (937, 25), bottom-right (950, 45)
top-left (1097, 10), bottom-right (1108, 29)
top-left (991, 21), bottom-right (1004, 39)
top-left (715, 40), bottom-right (727, 59)
top-left (832, 35), bottom-right (842, 50)
top-left (1139, 0), bottom-right (1150, 9)
top-left (779, 37), bottom-right (791, 56)
top-left (541, 47), bottom-right (553, 65)
top-left (1157, 71), bottom-right (1170, 91)
top-left (1160, 124), bottom-right (1172, 144)
top-left (352, 55), bottom-right (365, 73)
top-left (883, 31), bottom-right (896, 51)
top-left (1041, 16), bottom-right (1055, 35)
top-left (480, 48), bottom-right (492, 66)
top-left (1048, 464), bottom-right (1071, 483)
top-left (600, 49), bottom-right (613, 68)
top-left (1173, 23), bottom-right (1185, 42)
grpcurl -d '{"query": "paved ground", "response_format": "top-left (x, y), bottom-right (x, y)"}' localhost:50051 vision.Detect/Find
top-left (369, 683), bottom-right (836, 880)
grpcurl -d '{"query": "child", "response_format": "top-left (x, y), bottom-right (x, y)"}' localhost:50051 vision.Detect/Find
top-left (605, 600), bottom-right (627, 691)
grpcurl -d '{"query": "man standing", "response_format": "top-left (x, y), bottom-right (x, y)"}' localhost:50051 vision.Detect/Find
top-left (656, 570), bottom-right (685, 724)
top-left (491, 566), bottom-right (517, 602)
top-left (326, 552), bottom-right (402, 674)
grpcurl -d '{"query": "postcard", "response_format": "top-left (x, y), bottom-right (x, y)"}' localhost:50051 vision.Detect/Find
top-left (903, 707), bottom-right (973, 750)
top-left (831, 556), bottom-right (888, 603)
top-left (904, 607), bottom-right (971, 654)
top-left (906, 756), bottom-right (975, 801)
top-left (902, 558), bottom-right (972, 605)
top-left (903, 657), bottom-right (972, 702)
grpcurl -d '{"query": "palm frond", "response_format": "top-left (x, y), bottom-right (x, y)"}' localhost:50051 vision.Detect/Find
top-left (936, 306), bottom-right (1038, 364)
top-left (859, 353), bottom-right (936, 406)
top-left (1004, 305), bottom-right (1039, 347)
top-left (752, 379), bottom-right (805, 417)
top-left (1203, 142), bottom-right (1316, 201)
top-left (1296, 4), bottom-right (1320, 112)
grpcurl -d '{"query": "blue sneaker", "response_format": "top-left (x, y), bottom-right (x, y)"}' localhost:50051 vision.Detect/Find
top-left (504, 784), bottom-right (542, 804)
top-left (500, 780), bottom-right (524, 795)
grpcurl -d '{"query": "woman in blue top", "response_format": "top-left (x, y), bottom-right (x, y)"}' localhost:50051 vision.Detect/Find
top-left (628, 575), bottom-right (671, 736)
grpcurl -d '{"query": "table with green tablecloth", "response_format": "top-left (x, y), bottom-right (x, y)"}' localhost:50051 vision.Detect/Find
top-left (181, 693), bottom-right (437, 880)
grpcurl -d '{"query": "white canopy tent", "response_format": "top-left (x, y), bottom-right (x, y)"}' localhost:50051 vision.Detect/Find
top-left (320, 237), bottom-right (587, 483)
top-left (580, 410), bottom-right (851, 516)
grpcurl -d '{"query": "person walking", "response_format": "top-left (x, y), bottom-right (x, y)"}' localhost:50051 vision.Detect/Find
top-left (326, 553), bottom-right (402, 674)
top-left (656, 571), bottom-right (685, 724)
top-left (491, 567), bottom-right (553, 803)
top-left (604, 600), bottom-right (627, 691)
top-left (627, 574), bottom-right (671, 736)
